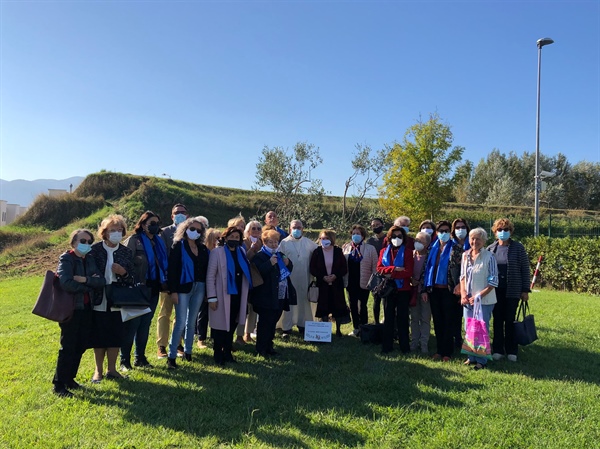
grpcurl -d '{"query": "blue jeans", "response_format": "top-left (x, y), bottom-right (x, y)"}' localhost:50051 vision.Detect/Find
top-left (121, 288), bottom-right (160, 362)
top-left (463, 303), bottom-right (494, 365)
top-left (169, 282), bottom-right (205, 358)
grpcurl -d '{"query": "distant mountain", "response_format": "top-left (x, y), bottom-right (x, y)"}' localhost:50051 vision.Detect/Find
top-left (0, 177), bottom-right (85, 207)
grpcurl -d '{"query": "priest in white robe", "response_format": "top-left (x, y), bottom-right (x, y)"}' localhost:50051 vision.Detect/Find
top-left (277, 219), bottom-right (318, 336)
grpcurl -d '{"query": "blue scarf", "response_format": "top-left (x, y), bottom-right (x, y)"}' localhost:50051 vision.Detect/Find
top-left (224, 246), bottom-right (252, 295)
top-left (381, 244), bottom-right (405, 289)
top-left (139, 232), bottom-right (168, 283)
top-left (180, 241), bottom-right (195, 285)
top-left (424, 238), bottom-right (454, 287)
top-left (348, 242), bottom-right (363, 263)
top-left (260, 246), bottom-right (291, 281)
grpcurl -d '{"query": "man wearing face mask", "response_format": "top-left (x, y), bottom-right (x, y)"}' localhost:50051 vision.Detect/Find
top-left (156, 204), bottom-right (189, 359)
top-left (277, 219), bottom-right (318, 337)
top-left (422, 220), bottom-right (464, 362)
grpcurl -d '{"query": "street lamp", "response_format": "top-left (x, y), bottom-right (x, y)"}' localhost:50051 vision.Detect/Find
top-left (534, 37), bottom-right (554, 237)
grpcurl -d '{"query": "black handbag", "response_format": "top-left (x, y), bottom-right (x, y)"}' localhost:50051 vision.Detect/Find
top-left (367, 272), bottom-right (385, 291)
top-left (360, 323), bottom-right (384, 344)
top-left (514, 300), bottom-right (538, 346)
top-left (32, 270), bottom-right (75, 323)
top-left (106, 282), bottom-right (151, 308)
top-left (372, 276), bottom-right (396, 299)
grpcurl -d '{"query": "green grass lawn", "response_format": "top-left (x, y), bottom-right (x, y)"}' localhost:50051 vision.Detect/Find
top-left (1, 276), bottom-right (599, 449)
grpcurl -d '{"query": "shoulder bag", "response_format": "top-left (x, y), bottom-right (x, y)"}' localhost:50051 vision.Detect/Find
top-left (32, 270), bottom-right (75, 323)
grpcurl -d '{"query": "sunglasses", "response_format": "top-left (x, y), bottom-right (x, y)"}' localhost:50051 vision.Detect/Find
top-left (498, 228), bottom-right (511, 232)
top-left (79, 238), bottom-right (93, 244)
top-left (455, 226), bottom-right (467, 230)
top-left (189, 227), bottom-right (202, 232)
top-left (438, 230), bottom-right (450, 234)
top-left (391, 234), bottom-right (402, 239)
top-left (251, 227), bottom-right (261, 231)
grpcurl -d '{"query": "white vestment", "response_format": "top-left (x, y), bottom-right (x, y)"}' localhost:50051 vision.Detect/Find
top-left (277, 235), bottom-right (318, 330)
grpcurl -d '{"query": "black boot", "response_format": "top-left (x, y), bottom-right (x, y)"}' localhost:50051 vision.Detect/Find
top-left (166, 357), bottom-right (178, 370)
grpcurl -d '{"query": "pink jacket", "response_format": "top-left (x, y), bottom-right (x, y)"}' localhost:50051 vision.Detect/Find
top-left (206, 246), bottom-right (249, 332)
top-left (342, 241), bottom-right (378, 289)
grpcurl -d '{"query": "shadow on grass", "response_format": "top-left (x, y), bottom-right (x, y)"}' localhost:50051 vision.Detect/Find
top-left (84, 333), bottom-right (483, 447)
top-left (488, 325), bottom-right (600, 384)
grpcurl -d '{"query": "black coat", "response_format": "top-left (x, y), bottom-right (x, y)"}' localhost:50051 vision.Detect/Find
top-left (167, 240), bottom-right (209, 294)
top-left (56, 250), bottom-right (105, 309)
top-left (310, 246), bottom-right (348, 318)
top-left (89, 242), bottom-right (135, 284)
top-left (251, 250), bottom-right (296, 311)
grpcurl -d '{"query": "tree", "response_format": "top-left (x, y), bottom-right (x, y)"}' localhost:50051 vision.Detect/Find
top-left (254, 142), bottom-right (325, 227)
top-left (326, 144), bottom-right (387, 231)
top-left (379, 114), bottom-right (464, 220)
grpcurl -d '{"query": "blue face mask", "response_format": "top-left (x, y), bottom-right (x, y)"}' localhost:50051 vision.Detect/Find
top-left (173, 213), bottom-right (187, 225)
top-left (402, 226), bottom-right (410, 234)
top-left (291, 229), bottom-right (302, 239)
top-left (455, 228), bottom-right (467, 240)
top-left (497, 230), bottom-right (511, 241)
top-left (351, 234), bottom-right (362, 244)
top-left (77, 243), bottom-right (92, 255)
top-left (437, 232), bottom-right (450, 243)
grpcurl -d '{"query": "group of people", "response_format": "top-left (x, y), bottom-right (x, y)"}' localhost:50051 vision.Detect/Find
top-left (51, 207), bottom-right (531, 397)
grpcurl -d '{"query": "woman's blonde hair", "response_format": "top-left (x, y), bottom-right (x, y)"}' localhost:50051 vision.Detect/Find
top-left (244, 220), bottom-right (262, 238)
top-left (97, 214), bottom-right (127, 240)
top-left (319, 229), bottom-right (336, 245)
top-left (205, 228), bottom-right (222, 250)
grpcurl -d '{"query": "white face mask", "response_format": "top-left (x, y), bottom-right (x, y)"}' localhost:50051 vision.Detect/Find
top-left (391, 237), bottom-right (403, 247)
top-left (186, 229), bottom-right (200, 240)
top-left (108, 231), bottom-right (122, 245)
top-left (321, 239), bottom-right (331, 248)
top-left (250, 236), bottom-right (258, 243)
top-left (414, 242), bottom-right (425, 251)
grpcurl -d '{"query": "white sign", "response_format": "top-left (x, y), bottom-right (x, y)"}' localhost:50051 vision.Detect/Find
top-left (304, 321), bottom-right (332, 342)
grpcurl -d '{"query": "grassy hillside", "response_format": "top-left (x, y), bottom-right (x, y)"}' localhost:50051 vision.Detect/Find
top-left (2, 170), bottom-right (599, 282)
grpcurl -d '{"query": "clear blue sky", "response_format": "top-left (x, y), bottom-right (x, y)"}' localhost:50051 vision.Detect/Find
top-left (1, 1), bottom-right (598, 197)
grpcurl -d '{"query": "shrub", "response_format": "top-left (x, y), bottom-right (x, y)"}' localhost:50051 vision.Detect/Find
top-left (15, 194), bottom-right (105, 230)
top-left (522, 236), bottom-right (600, 295)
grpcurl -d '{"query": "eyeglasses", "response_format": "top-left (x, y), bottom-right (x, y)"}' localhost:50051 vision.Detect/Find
top-left (189, 227), bottom-right (201, 232)
top-left (251, 227), bottom-right (261, 231)
top-left (79, 238), bottom-right (93, 244)
top-left (455, 226), bottom-right (467, 230)
top-left (498, 228), bottom-right (511, 232)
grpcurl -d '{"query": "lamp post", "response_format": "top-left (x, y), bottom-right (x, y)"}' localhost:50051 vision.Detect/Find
top-left (534, 37), bottom-right (554, 237)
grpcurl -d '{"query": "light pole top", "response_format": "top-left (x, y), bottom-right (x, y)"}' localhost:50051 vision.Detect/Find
top-left (537, 38), bottom-right (554, 48)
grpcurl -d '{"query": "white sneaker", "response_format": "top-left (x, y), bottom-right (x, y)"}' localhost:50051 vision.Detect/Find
top-left (507, 354), bottom-right (517, 362)
top-left (492, 353), bottom-right (504, 361)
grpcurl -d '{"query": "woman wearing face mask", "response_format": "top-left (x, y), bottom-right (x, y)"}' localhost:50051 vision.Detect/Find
top-left (251, 229), bottom-right (296, 356)
top-left (450, 218), bottom-right (471, 350)
top-left (460, 228), bottom-right (498, 370)
top-left (206, 226), bottom-right (252, 365)
top-left (419, 220), bottom-right (436, 246)
top-left (310, 230), bottom-right (349, 337)
top-left (196, 228), bottom-right (222, 349)
top-left (122, 211), bottom-right (168, 371)
top-left (342, 224), bottom-right (378, 336)
top-left (165, 218), bottom-right (209, 369)
top-left (422, 220), bottom-right (464, 361)
top-left (89, 215), bottom-right (133, 383)
top-left (53, 229), bottom-right (105, 397)
top-left (377, 226), bottom-right (415, 354)
top-left (410, 231), bottom-right (432, 353)
top-left (488, 218), bottom-right (531, 363)
top-left (235, 221), bottom-right (263, 345)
